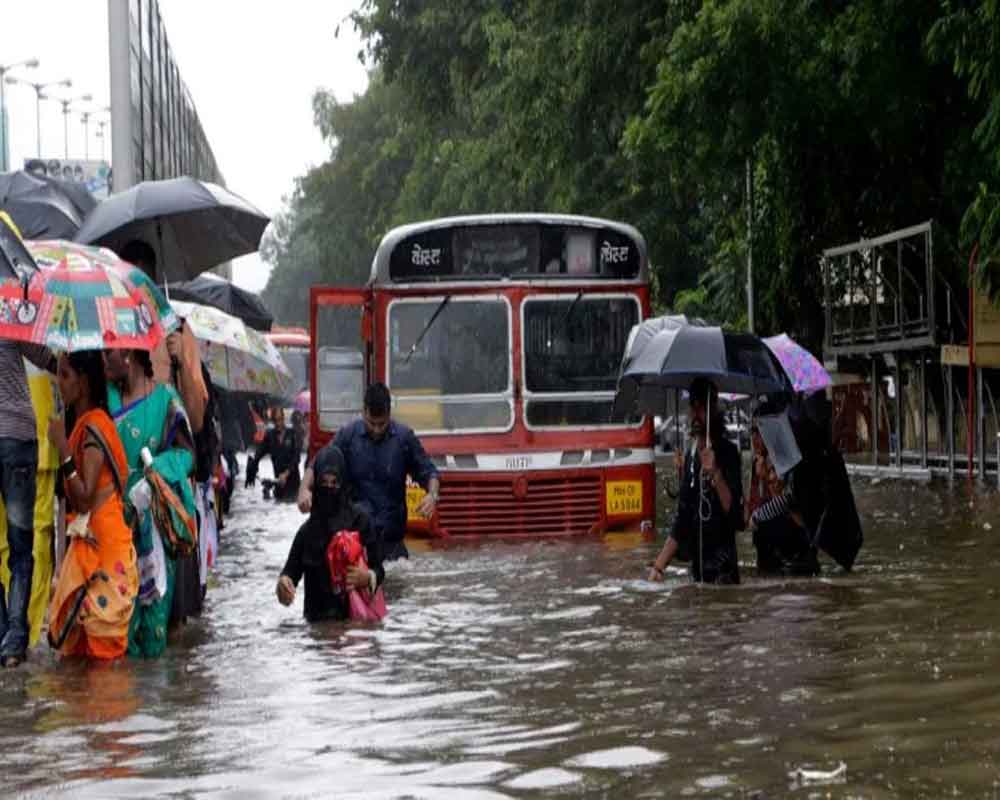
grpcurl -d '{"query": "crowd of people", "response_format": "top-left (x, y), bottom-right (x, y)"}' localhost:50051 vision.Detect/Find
top-left (0, 311), bottom-right (859, 665)
top-left (648, 379), bottom-right (862, 584)
top-left (0, 316), bottom-right (227, 665)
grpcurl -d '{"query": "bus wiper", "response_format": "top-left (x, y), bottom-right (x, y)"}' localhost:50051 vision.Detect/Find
top-left (404, 295), bottom-right (451, 364)
top-left (560, 290), bottom-right (584, 334)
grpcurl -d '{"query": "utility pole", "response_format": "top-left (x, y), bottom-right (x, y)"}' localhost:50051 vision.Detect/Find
top-left (746, 156), bottom-right (755, 333)
top-left (0, 58), bottom-right (40, 171)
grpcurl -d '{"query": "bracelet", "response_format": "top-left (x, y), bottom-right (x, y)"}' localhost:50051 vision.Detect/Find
top-left (65, 470), bottom-right (79, 483)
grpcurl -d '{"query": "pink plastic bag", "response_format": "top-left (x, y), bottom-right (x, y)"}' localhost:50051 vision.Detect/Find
top-left (348, 586), bottom-right (387, 621)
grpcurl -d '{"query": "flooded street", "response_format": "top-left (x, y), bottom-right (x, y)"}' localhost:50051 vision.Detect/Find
top-left (6, 463), bottom-right (1000, 798)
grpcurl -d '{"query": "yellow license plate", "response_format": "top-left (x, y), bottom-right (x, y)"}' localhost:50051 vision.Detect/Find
top-left (406, 485), bottom-right (427, 519)
top-left (606, 480), bottom-right (643, 516)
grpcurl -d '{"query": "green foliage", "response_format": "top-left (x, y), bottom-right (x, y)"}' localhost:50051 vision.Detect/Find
top-left (928, 0), bottom-right (1000, 302)
top-left (262, 0), bottom-right (999, 346)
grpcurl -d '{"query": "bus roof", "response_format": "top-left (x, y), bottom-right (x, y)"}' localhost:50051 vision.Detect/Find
top-left (369, 213), bottom-right (649, 286)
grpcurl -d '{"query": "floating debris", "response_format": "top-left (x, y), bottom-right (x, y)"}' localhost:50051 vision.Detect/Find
top-left (791, 761), bottom-right (847, 785)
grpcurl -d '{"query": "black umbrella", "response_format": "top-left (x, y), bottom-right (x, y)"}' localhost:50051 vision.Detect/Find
top-left (0, 170), bottom-right (84, 239)
top-left (616, 317), bottom-right (792, 579)
top-left (167, 272), bottom-right (273, 332)
top-left (74, 177), bottom-right (270, 282)
top-left (615, 319), bottom-right (792, 421)
top-left (38, 174), bottom-right (99, 219)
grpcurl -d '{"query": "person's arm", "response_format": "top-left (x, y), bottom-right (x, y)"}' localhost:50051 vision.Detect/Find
top-left (751, 486), bottom-right (794, 526)
top-left (648, 535), bottom-right (679, 582)
top-left (348, 511), bottom-right (384, 591)
top-left (297, 465), bottom-right (313, 512)
top-left (277, 522), bottom-right (307, 605)
top-left (19, 342), bottom-right (56, 373)
top-left (50, 425), bottom-right (107, 514)
top-left (701, 445), bottom-right (733, 514)
top-left (408, 430), bottom-right (440, 516)
top-left (167, 330), bottom-right (207, 433)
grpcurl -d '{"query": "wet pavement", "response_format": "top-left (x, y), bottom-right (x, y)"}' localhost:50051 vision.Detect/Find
top-left (5, 461), bottom-right (1000, 797)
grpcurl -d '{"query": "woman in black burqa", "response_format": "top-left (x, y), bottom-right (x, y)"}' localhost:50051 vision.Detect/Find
top-left (275, 446), bottom-right (384, 621)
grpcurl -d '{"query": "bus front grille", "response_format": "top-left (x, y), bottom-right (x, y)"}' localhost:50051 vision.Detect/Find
top-left (437, 474), bottom-right (602, 537)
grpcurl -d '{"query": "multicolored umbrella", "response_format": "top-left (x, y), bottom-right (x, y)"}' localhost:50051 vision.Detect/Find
top-left (171, 299), bottom-right (294, 400)
top-left (0, 240), bottom-right (178, 352)
top-left (763, 333), bottom-right (831, 394)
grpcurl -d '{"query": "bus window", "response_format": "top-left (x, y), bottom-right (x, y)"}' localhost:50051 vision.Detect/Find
top-left (318, 347), bottom-right (364, 431)
top-left (388, 297), bottom-right (512, 433)
top-left (316, 302), bottom-right (365, 432)
top-left (522, 295), bottom-right (640, 427)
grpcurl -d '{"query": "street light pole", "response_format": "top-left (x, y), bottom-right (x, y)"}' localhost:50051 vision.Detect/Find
top-left (0, 58), bottom-right (39, 171)
top-left (81, 112), bottom-right (90, 160)
top-left (6, 76), bottom-right (73, 158)
top-left (52, 93), bottom-right (92, 159)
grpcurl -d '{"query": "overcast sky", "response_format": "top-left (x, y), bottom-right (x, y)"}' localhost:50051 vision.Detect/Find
top-left (0, 0), bottom-right (369, 293)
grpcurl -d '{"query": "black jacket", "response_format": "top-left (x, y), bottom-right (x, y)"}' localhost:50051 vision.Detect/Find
top-left (670, 435), bottom-right (744, 584)
top-left (281, 446), bottom-right (384, 621)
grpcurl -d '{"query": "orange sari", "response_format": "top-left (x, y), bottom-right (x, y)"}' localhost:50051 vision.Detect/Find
top-left (48, 409), bottom-right (138, 660)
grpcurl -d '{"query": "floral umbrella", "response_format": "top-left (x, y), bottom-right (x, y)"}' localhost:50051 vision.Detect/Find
top-left (763, 333), bottom-right (832, 394)
top-left (171, 299), bottom-right (294, 400)
top-left (0, 240), bottom-right (178, 352)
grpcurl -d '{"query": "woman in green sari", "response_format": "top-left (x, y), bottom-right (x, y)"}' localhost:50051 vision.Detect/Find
top-left (105, 348), bottom-right (197, 658)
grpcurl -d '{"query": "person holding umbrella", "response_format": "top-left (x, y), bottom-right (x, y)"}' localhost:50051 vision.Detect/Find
top-left (0, 217), bottom-right (56, 667)
top-left (647, 378), bottom-right (744, 585)
top-left (46, 350), bottom-right (137, 659)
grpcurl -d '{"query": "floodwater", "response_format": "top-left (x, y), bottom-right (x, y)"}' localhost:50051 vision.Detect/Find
top-left (6, 462), bottom-right (1000, 798)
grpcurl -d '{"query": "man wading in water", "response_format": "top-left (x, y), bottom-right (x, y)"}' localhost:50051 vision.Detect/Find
top-left (647, 378), bottom-right (743, 585)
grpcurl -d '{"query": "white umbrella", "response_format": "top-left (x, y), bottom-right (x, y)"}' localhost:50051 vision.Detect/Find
top-left (171, 299), bottom-right (294, 400)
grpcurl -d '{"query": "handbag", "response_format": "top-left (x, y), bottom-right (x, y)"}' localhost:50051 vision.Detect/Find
top-left (326, 529), bottom-right (388, 621)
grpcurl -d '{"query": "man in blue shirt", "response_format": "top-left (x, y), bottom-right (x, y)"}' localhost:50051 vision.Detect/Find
top-left (298, 383), bottom-right (440, 560)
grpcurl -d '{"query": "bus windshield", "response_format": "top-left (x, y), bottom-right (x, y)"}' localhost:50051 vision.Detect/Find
top-left (523, 295), bottom-right (639, 427)
top-left (388, 297), bottom-right (512, 433)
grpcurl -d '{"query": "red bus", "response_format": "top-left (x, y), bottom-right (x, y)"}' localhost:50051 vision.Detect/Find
top-left (266, 326), bottom-right (310, 395)
top-left (309, 214), bottom-right (654, 538)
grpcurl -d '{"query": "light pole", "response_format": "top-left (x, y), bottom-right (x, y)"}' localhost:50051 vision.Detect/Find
top-left (0, 58), bottom-right (40, 171)
top-left (5, 75), bottom-right (72, 158)
top-left (82, 106), bottom-right (110, 161)
top-left (46, 92), bottom-right (92, 160)
top-left (94, 119), bottom-right (107, 161)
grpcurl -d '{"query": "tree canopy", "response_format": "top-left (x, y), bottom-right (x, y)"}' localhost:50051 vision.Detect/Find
top-left (261, 0), bottom-right (998, 348)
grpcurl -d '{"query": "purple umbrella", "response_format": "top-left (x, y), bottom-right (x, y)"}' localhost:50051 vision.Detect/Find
top-left (763, 334), bottom-right (831, 394)
top-left (294, 390), bottom-right (310, 414)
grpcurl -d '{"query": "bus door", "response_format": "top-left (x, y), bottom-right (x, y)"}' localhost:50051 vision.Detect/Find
top-left (309, 288), bottom-right (372, 457)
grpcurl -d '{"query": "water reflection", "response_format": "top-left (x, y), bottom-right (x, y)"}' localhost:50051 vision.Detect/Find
top-left (4, 469), bottom-right (1000, 796)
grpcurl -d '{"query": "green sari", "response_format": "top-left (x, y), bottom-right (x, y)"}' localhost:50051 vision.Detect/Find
top-left (109, 383), bottom-right (196, 658)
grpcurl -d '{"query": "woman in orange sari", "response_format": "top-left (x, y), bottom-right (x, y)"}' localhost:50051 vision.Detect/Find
top-left (47, 350), bottom-right (137, 659)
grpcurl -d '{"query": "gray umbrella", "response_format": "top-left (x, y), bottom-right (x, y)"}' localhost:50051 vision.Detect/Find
top-left (0, 170), bottom-right (84, 239)
top-left (614, 318), bottom-right (791, 419)
top-left (74, 177), bottom-right (270, 282)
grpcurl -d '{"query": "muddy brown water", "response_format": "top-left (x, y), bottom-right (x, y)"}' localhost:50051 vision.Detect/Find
top-left (5, 460), bottom-right (1000, 798)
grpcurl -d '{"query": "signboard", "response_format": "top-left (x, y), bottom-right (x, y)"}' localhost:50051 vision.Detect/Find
top-left (940, 290), bottom-right (1000, 368)
top-left (23, 158), bottom-right (112, 200)
top-left (388, 224), bottom-right (641, 282)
